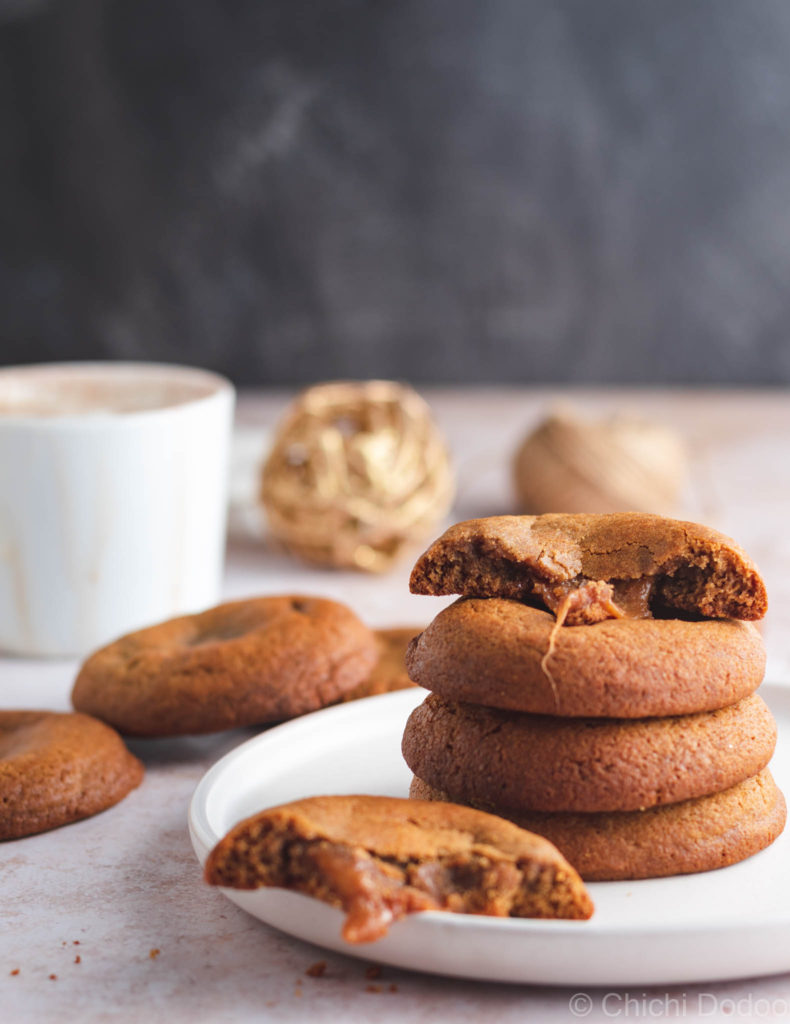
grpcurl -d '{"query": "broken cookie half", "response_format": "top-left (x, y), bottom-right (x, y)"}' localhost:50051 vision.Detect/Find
top-left (409, 513), bottom-right (767, 621)
top-left (203, 794), bottom-right (593, 942)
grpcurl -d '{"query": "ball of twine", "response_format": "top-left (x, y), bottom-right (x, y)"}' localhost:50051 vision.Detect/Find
top-left (261, 381), bottom-right (455, 571)
top-left (513, 409), bottom-right (687, 516)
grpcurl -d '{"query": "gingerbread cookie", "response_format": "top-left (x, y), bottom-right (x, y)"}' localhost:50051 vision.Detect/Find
top-left (405, 598), bottom-right (766, 717)
top-left (340, 627), bottom-right (421, 702)
top-left (410, 514), bottom-right (767, 620)
top-left (204, 794), bottom-right (593, 941)
top-left (72, 596), bottom-right (378, 736)
top-left (410, 771), bottom-right (786, 881)
top-left (403, 693), bottom-right (776, 813)
top-left (0, 711), bottom-right (143, 840)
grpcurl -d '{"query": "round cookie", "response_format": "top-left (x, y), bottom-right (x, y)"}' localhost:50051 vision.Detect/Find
top-left (72, 595), bottom-right (378, 737)
top-left (410, 513), bottom-right (767, 620)
top-left (405, 597), bottom-right (766, 717)
top-left (403, 693), bottom-right (777, 813)
top-left (0, 711), bottom-right (143, 840)
top-left (340, 627), bottom-right (422, 702)
top-left (410, 770), bottom-right (787, 881)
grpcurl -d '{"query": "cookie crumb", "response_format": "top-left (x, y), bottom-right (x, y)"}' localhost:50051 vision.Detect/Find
top-left (74, 955), bottom-right (81, 965)
top-left (149, 949), bottom-right (160, 960)
top-left (366, 984), bottom-right (382, 993)
top-left (305, 961), bottom-right (327, 978)
top-left (73, 941), bottom-right (80, 946)
top-left (364, 965), bottom-right (382, 980)
top-left (49, 974), bottom-right (57, 981)
top-left (10, 969), bottom-right (19, 976)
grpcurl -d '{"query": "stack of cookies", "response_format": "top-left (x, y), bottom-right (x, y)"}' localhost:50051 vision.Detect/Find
top-left (402, 514), bottom-right (787, 880)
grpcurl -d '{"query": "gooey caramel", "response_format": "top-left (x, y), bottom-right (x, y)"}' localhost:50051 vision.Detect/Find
top-left (309, 845), bottom-right (439, 943)
top-left (533, 577), bottom-right (655, 626)
top-left (536, 576), bottom-right (656, 710)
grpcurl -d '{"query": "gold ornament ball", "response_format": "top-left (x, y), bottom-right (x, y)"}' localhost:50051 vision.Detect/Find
top-left (513, 409), bottom-right (687, 516)
top-left (261, 381), bottom-right (455, 571)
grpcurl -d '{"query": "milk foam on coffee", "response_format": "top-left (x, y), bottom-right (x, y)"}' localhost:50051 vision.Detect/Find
top-left (0, 365), bottom-right (218, 417)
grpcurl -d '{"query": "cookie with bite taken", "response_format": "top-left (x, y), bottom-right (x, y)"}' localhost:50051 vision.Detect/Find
top-left (204, 794), bottom-right (594, 941)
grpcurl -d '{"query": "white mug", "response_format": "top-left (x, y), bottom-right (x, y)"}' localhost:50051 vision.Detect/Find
top-left (0, 362), bottom-right (235, 656)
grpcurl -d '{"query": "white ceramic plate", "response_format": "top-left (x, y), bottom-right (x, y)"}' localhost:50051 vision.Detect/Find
top-left (189, 683), bottom-right (790, 987)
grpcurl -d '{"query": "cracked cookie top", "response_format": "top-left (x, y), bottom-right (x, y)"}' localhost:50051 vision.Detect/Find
top-left (409, 513), bottom-right (767, 621)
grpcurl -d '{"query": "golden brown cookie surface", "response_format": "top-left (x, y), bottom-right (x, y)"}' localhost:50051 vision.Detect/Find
top-left (72, 596), bottom-right (378, 736)
top-left (410, 514), bottom-right (767, 620)
top-left (403, 693), bottom-right (777, 813)
top-left (410, 771), bottom-right (786, 881)
top-left (204, 794), bottom-right (593, 941)
top-left (0, 711), bottom-right (143, 840)
top-left (405, 597), bottom-right (766, 717)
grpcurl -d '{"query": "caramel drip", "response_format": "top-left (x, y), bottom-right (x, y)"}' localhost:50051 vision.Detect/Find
top-left (534, 578), bottom-right (655, 625)
top-left (533, 579), bottom-right (623, 626)
top-left (535, 577), bottom-right (655, 711)
top-left (310, 845), bottom-right (439, 943)
top-left (539, 596), bottom-right (570, 712)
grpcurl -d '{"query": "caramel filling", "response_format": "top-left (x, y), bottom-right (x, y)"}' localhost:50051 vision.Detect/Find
top-left (608, 578), bottom-right (656, 620)
top-left (536, 577), bottom-right (656, 711)
top-left (410, 858), bottom-right (522, 915)
top-left (533, 577), bottom-right (655, 626)
top-left (309, 846), bottom-right (439, 943)
top-left (307, 845), bottom-right (537, 941)
top-left (207, 831), bottom-right (594, 938)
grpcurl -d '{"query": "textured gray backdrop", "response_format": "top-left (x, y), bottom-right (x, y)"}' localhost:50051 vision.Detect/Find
top-left (2, 0), bottom-right (790, 385)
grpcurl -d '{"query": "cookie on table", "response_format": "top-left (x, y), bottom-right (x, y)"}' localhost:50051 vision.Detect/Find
top-left (72, 596), bottom-right (378, 737)
top-left (410, 770), bottom-right (787, 881)
top-left (410, 513), bottom-right (767, 621)
top-left (0, 711), bottom-right (143, 840)
top-left (340, 627), bottom-right (422, 702)
top-left (204, 794), bottom-right (593, 941)
top-left (403, 693), bottom-right (777, 813)
top-left (405, 597), bottom-right (765, 717)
